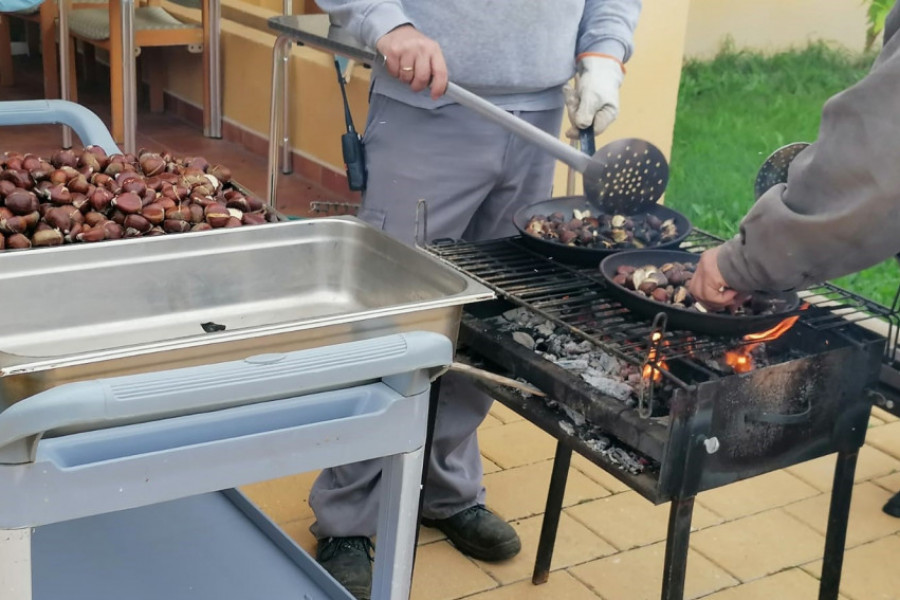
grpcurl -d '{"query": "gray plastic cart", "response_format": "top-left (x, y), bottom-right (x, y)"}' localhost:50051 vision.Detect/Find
top-left (0, 101), bottom-right (483, 600)
top-left (0, 330), bottom-right (451, 600)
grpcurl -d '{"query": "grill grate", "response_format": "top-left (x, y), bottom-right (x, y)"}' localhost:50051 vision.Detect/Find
top-left (428, 230), bottom-right (900, 389)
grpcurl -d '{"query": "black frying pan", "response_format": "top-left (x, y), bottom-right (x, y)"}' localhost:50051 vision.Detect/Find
top-left (513, 196), bottom-right (693, 267)
top-left (599, 249), bottom-right (801, 336)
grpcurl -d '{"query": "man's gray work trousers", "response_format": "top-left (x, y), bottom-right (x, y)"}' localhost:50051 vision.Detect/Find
top-left (309, 93), bottom-right (564, 538)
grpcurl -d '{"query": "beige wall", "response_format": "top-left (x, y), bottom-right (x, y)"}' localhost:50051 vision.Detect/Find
top-left (555, 0), bottom-right (691, 195)
top-left (163, 1), bottom-right (691, 199)
top-left (685, 0), bottom-right (870, 59)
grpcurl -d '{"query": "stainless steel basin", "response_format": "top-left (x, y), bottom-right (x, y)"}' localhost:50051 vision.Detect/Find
top-left (0, 217), bottom-right (494, 406)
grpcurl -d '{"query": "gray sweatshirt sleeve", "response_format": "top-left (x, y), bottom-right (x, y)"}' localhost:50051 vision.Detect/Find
top-left (716, 33), bottom-right (900, 293)
top-left (577, 0), bottom-right (642, 62)
top-left (314, 0), bottom-right (410, 50)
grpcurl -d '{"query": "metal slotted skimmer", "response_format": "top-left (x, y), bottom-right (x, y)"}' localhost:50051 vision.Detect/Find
top-left (582, 137), bottom-right (669, 214)
top-left (753, 142), bottom-right (811, 200)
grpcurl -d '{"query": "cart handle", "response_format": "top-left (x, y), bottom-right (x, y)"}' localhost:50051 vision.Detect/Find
top-left (0, 100), bottom-right (120, 155)
top-left (0, 331), bottom-right (452, 464)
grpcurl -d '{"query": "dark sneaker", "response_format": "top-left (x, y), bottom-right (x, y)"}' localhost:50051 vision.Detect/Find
top-left (884, 491), bottom-right (900, 518)
top-left (316, 536), bottom-right (374, 600)
top-left (422, 504), bottom-right (521, 562)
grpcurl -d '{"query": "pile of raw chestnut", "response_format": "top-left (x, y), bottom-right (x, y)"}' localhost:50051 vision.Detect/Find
top-left (0, 147), bottom-right (278, 251)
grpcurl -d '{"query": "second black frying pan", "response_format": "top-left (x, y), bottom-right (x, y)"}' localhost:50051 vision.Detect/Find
top-left (599, 249), bottom-right (801, 336)
top-left (513, 196), bottom-right (693, 267)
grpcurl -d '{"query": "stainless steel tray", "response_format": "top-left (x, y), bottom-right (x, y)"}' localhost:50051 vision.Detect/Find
top-left (0, 217), bottom-right (494, 406)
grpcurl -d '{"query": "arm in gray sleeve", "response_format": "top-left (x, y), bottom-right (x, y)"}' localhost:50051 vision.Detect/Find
top-left (717, 35), bottom-right (900, 293)
top-left (314, 0), bottom-right (410, 49)
top-left (577, 0), bottom-right (642, 62)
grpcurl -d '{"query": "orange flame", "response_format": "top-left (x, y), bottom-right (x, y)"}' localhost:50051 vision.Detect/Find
top-left (723, 312), bottom-right (804, 374)
top-left (642, 331), bottom-right (669, 382)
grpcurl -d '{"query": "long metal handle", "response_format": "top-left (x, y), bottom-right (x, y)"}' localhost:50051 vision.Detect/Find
top-left (444, 82), bottom-right (590, 173)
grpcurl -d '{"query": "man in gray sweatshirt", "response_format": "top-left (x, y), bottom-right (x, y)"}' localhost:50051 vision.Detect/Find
top-left (689, 3), bottom-right (900, 517)
top-left (310, 1), bottom-right (642, 598)
top-left (690, 3), bottom-right (900, 303)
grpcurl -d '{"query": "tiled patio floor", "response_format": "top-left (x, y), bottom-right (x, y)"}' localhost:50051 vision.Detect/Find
top-left (3, 56), bottom-right (900, 600)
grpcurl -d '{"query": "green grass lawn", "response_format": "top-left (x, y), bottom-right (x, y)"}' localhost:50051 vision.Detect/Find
top-left (665, 42), bottom-right (899, 307)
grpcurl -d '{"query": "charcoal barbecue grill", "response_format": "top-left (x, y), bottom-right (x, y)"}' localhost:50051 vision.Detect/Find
top-left (0, 101), bottom-right (495, 600)
top-left (426, 231), bottom-right (900, 600)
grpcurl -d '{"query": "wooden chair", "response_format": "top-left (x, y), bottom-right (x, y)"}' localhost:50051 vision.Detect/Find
top-left (61, 0), bottom-right (217, 147)
top-left (0, 1), bottom-right (60, 98)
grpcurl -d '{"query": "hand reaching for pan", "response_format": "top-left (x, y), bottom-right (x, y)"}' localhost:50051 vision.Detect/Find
top-left (689, 247), bottom-right (741, 311)
top-left (376, 25), bottom-right (448, 99)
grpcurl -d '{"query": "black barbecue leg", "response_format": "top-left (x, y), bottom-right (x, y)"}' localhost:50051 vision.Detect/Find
top-left (532, 441), bottom-right (572, 585)
top-left (661, 495), bottom-right (695, 600)
top-left (818, 448), bottom-right (859, 600)
top-left (412, 378), bottom-right (442, 564)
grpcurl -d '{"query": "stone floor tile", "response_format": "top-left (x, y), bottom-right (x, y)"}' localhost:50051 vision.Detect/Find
top-left (786, 445), bottom-right (900, 492)
top-left (802, 535), bottom-right (900, 600)
top-left (873, 471), bottom-right (900, 494)
top-left (418, 525), bottom-right (447, 545)
top-left (464, 571), bottom-right (600, 600)
top-left (871, 407), bottom-right (898, 423)
top-left (489, 402), bottom-right (526, 424)
top-left (410, 541), bottom-right (498, 600)
top-left (483, 461), bottom-right (611, 521)
top-left (566, 491), bottom-right (723, 551)
top-left (696, 470), bottom-right (819, 520)
top-left (870, 414), bottom-right (886, 428)
top-left (482, 456), bottom-right (503, 475)
top-left (570, 454), bottom-right (632, 494)
top-left (475, 513), bottom-right (617, 585)
top-left (569, 541), bottom-right (737, 600)
top-left (240, 471), bottom-right (319, 524)
top-left (479, 413), bottom-right (506, 430)
top-left (478, 420), bottom-right (559, 469)
top-left (690, 509), bottom-right (825, 582)
top-left (783, 482), bottom-right (900, 548)
top-left (865, 422), bottom-right (900, 460)
top-left (281, 516), bottom-right (318, 555)
top-left (697, 568), bottom-right (836, 600)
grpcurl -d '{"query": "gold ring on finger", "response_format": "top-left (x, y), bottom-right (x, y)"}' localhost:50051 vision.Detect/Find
top-left (400, 66), bottom-right (414, 72)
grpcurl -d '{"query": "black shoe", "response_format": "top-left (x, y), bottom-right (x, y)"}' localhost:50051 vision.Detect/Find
top-left (884, 491), bottom-right (900, 518)
top-left (422, 504), bottom-right (521, 562)
top-left (316, 536), bottom-right (374, 600)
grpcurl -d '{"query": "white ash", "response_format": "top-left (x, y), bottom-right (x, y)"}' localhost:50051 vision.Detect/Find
top-left (558, 420), bottom-right (576, 436)
top-left (497, 307), bottom-right (637, 405)
top-left (544, 399), bottom-right (650, 475)
top-left (512, 331), bottom-right (536, 350)
top-left (581, 373), bottom-right (634, 402)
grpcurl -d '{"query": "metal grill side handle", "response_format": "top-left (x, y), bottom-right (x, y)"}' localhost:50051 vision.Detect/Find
top-left (0, 331), bottom-right (452, 465)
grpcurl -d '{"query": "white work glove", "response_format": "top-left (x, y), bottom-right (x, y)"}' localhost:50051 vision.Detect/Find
top-left (563, 55), bottom-right (625, 139)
